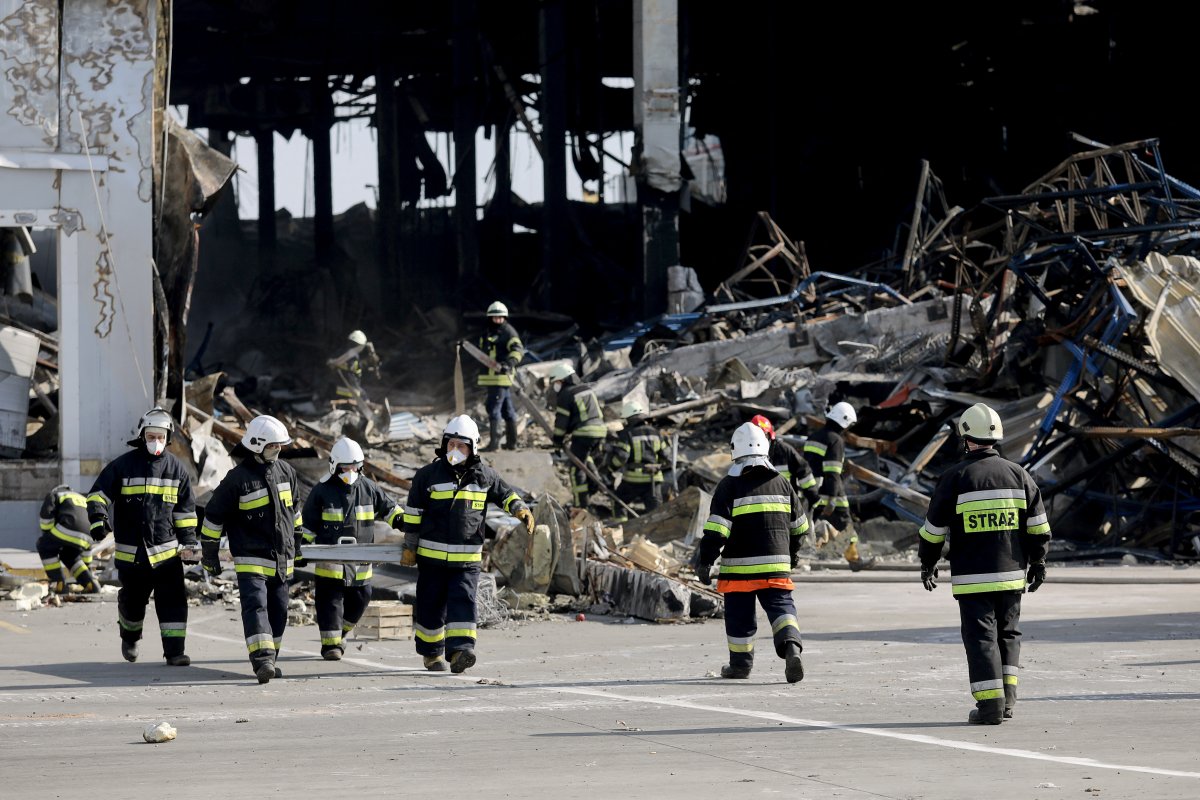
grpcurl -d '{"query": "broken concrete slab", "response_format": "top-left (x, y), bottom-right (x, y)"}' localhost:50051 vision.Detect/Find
top-left (620, 485), bottom-right (713, 546)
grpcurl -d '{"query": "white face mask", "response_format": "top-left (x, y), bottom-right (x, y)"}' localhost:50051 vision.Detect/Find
top-left (339, 470), bottom-right (360, 486)
top-left (145, 439), bottom-right (166, 457)
top-left (445, 448), bottom-right (467, 466)
top-left (260, 444), bottom-right (281, 463)
top-left (552, 381), bottom-right (563, 394)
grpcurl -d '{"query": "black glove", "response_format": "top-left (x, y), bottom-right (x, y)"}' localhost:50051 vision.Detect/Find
top-left (202, 557), bottom-right (221, 577)
top-left (501, 362), bottom-right (515, 375)
top-left (805, 490), bottom-right (821, 509)
top-left (790, 551), bottom-right (801, 570)
top-left (921, 565), bottom-right (938, 591)
top-left (695, 563), bottom-right (713, 586)
top-left (1026, 562), bottom-right (1046, 592)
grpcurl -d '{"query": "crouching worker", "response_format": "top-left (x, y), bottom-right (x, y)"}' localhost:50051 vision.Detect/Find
top-left (201, 415), bottom-right (302, 684)
top-left (401, 415), bottom-right (535, 673)
top-left (299, 437), bottom-right (403, 660)
top-left (38, 485), bottom-right (101, 593)
top-left (696, 422), bottom-right (810, 683)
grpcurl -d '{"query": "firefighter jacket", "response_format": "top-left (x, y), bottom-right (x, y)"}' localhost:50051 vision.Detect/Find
top-left (769, 439), bottom-right (818, 499)
top-left (610, 423), bottom-right (667, 485)
top-left (477, 322), bottom-right (524, 388)
top-left (802, 425), bottom-right (848, 512)
top-left (200, 457), bottom-right (303, 579)
top-left (917, 447), bottom-right (1052, 596)
top-left (552, 378), bottom-right (606, 445)
top-left (699, 459), bottom-right (810, 591)
top-left (401, 457), bottom-right (528, 568)
top-left (299, 476), bottom-right (402, 585)
top-left (329, 342), bottom-right (378, 377)
top-left (87, 450), bottom-right (198, 568)
top-left (40, 487), bottom-right (92, 551)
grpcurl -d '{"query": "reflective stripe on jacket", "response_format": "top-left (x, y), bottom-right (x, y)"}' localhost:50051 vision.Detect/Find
top-left (477, 322), bottom-right (524, 387)
top-left (201, 458), bottom-right (303, 579)
top-left (553, 380), bottom-right (606, 440)
top-left (87, 450), bottom-right (198, 568)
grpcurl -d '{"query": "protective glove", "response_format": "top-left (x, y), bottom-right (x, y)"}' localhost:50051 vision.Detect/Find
top-left (920, 565), bottom-right (939, 591)
top-left (501, 363), bottom-right (515, 375)
top-left (294, 553), bottom-right (307, 568)
top-left (805, 490), bottom-right (821, 509)
top-left (790, 551), bottom-right (801, 570)
top-left (1026, 562), bottom-right (1046, 592)
top-left (515, 507), bottom-right (536, 534)
top-left (400, 547), bottom-right (417, 567)
top-left (202, 557), bottom-right (221, 577)
top-left (695, 563), bottom-right (713, 586)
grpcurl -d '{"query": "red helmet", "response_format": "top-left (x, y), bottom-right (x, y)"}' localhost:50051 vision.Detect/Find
top-left (750, 414), bottom-right (775, 440)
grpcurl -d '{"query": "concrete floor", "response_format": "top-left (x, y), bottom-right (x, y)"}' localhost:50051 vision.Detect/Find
top-left (1, 568), bottom-right (1198, 799)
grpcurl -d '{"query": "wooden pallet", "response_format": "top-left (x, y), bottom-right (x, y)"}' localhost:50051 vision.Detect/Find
top-left (353, 600), bottom-right (414, 640)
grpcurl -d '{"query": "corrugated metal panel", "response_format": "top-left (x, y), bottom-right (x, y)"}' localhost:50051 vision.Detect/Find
top-left (0, 325), bottom-right (39, 452)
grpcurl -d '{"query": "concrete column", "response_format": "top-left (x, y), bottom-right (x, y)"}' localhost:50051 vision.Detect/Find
top-left (375, 63), bottom-right (401, 298)
top-left (540, 0), bottom-right (569, 309)
top-left (633, 0), bottom-right (682, 318)
top-left (453, 0), bottom-right (480, 297)
top-left (312, 80), bottom-right (335, 259)
top-left (255, 128), bottom-right (276, 250)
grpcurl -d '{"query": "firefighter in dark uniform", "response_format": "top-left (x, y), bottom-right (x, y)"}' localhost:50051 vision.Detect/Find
top-left (918, 402), bottom-right (1051, 724)
top-left (327, 329), bottom-right (379, 403)
top-left (399, 415), bottom-right (535, 673)
top-left (609, 398), bottom-right (667, 519)
top-left (696, 423), bottom-right (810, 683)
top-left (549, 363), bottom-right (607, 508)
top-left (802, 402), bottom-right (856, 545)
top-left (200, 415), bottom-right (302, 684)
top-left (477, 301), bottom-right (525, 452)
top-left (87, 407), bottom-right (199, 665)
top-left (751, 414), bottom-right (820, 511)
top-left (37, 485), bottom-right (101, 594)
top-left (299, 437), bottom-right (403, 661)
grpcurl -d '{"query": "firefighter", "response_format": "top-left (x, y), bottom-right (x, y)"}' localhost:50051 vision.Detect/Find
top-left (918, 403), bottom-right (1051, 725)
top-left (299, 437), bottom-right (403, 660)
top-left (37, 485), bottom-right (101, 594)
top-left (87, 407), bottom-right (199, 666)
top-left (399, 415), bottom-right (535, 673)
top-left (327, 329), bottom-right (379, 403)
top-left (750, 414), bottom-right (820, 511)
top-left (696, 423), bottom-right (809, 683)
top-left (549, 363), bottom-right (607, 508)
top-left (802, 402), bottom-right (856, 545)
top-left (476, 301), bottom-right (524, 452)
top-left (200, 415), bottom-right (303, 684)
top-left (609, 399), bottom-right (667, 519)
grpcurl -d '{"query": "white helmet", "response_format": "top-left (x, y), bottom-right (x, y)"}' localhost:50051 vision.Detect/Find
top-left (486, 301), bottom-right (509, 317)
top-left (548, 362), bottom-right (575, 381)
top-left (241, 415), bottom-right (292, 453)
top-left (133, 406), bottom-right (174, 442)
top-left (620, 398), bottom-right (648, 420)
top-left (324, 437), bottom-right (365, 482)
top-left (958, 402), bottom-right (1004, 443)
top-left (826, 401), bottom-right (857, 428)
top-left (442, 414), bottom-right (481, 455)
top-left (731, 422), bottom-right (770, 460)
top-left (348, 330), bottom-right (368, 346)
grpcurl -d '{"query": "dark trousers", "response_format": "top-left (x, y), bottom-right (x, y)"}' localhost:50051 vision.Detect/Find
top-left (116, 556), bottom-right (187, 658)
top-left (957, 591), bottom-right (1022, 720)
top-left (37, 534), bottom-right (97, 589)
top-left (616, 479), bottom-right (661, 511)
top-left (485, 386), bottom-right (518, 423)
top-left (723, 588), bottom-right (802, 671)
top-left (315, 576), bottom-right (372, 653)
top-left (569, 437), bottom-right (604, 507)
top-left (414, 563), bottom-right (479, 658)
top-left (237, 572), bottom-right (290, 671)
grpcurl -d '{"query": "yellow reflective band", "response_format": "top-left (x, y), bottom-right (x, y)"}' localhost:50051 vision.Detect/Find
top-left (804, 442), bottom-right (827, 455)
top-left (200, 525), bottom-right (222, 540)
top-left (727, 642), bottom-right (754, 653)
top-left (91, 520), bottom-right (107, 530)
top-left (71, 562), bottom-right (89, 577)
top-left (322, 510), bottom-right (344, 521)
top-left (1004, 675), bottom-right (1019, 685)
top-left (51, 526), bottom-right (92, 549)
top-left (39, 520), bottom-right (52, 530)
top-left (161, 628), bottom-right (187, 638)
top-left (314, 566), bottom-right (343, 579)
top-left (955, 498), bottom-right (1027, 514)
top-left (235, 564), bottom-right (277, 577)
top-left (799, 475), bottom-right (818, 489)
top-left (174, 518), bottom-right (197, 528)
top-left (446, 628), bottom-right (478, 639)
top-left (429, 490), bottom-right (488, 503)
top-left (86, 493), bottom-right (107, 505)
top-left (386, 507), bottom-right (402, 525)
top-left (919, 527), bottom-right (946, 544)
top-left (952, 579), bottom-right (1026, 595)
top-left (147, 547), bottom-right (178, 566)
top-left (1027, 522), bottom-right (1051, 535)
top-left (823, 464), bottom-right (843, 474)
top-left (447, 551), bottom-right (482, 562)
top-left (503, 492), bottom-right (520, 512)
top-left (239, 496), bottom-right (269, 510)
top-left (121, 485), bottom-right (179, 503)
top-left (720, 562), bottom-right (790, 574)
top-left (403, 513), bottom-right (422, 525)
top-left (279, 490), bottom-right (293, 506)
top-left (355, 566), bottom-right (373, 581)
top-left (772, 616), bottom-right (799, 633)
top-left (246, 640), bottom-right (277, 653)
top-left (415, 628), bottom-right (446, 643)
top-left (703, 521), bottom-right (730, 537)
top-left (321, 635), bottom-right (343, 645)
top-left (355, 510), bottom-right (373, 521)
top-left (972, 688), bottom-right (1004, 700)
top-left (731, 503), bottom-right (791, 515)
top-left (790, 520), bottom-right (810, 536)
top-left (115, 551), bottom-right (136, 563)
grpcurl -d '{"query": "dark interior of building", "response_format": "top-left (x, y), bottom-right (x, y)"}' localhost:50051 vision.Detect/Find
top-left (168, 0), bottom-right (1200, 347)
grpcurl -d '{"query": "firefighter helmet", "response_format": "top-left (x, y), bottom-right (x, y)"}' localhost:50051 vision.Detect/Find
top-left (442, 414), bottom-right (481, 455)
top-left (325, 437), bottom-right (365, 482)
top-left (486, 301), bottom-right (509, 318)
top-left (750, 414), bottom-right (776, 440)
top-left (348, 330), bottom-right (368, 346)
top-left (957, 402), bottom-right (1004, 443)
top-left (241, 415), bottom-right (292, 453)
top-left (826, 401), bottom-right (857, 428)
top-left (731, 422), bottom-right (770, 460)
top-left (548, 362), bottom-right (575, 381)
top-left (133, 406), bottom-right (174, 443)
top-left (620, 398), bottom-right (648, 419)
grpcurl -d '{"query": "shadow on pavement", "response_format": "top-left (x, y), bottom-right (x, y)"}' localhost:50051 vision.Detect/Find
top-left (805, 612), bottom-right (1200, 644)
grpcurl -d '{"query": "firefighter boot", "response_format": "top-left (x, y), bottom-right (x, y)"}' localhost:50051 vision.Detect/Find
top-left (968, 698), bottom-right (1004, 725)
top-left (449, 649), bottom-right (477, 674)
top-left (483, 420), bottom-right (502, 452)
top-left (121, 640), bottom-right (139, 662)
top-left (720, 664), bottom-right (752, 679)
top-left (323, 646), bottom-right (344, 661)
top-left (784, 643), bottom-right (805, 684)
top-left (504, 418), bottom-right (519, 450)
top-left (166, 654), bottom-right (191, 666)
top-left (423, 655), bottom-right (448, 672)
